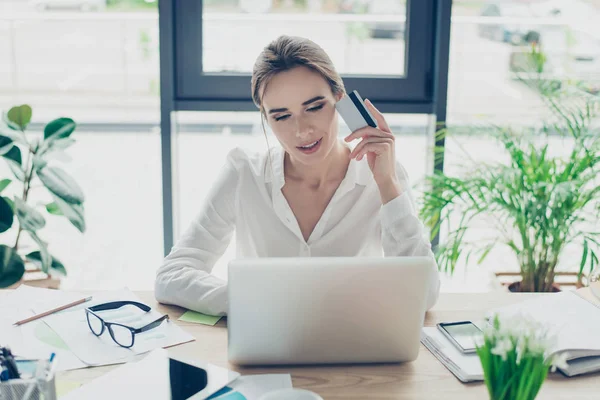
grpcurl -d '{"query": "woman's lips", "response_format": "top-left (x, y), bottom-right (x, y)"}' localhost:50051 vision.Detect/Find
top-left (296, 138), bottom-right (322, 154)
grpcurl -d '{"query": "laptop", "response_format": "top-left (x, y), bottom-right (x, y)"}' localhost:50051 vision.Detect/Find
top-left (227, 256), bottom-right (436, 366)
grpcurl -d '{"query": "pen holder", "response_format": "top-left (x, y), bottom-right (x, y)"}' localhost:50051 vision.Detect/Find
top-left (0, 359), bottom-right (57, 400)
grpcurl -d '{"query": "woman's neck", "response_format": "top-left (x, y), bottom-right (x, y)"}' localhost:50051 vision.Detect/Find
top-left (284, 140), bottom-right (350, 189)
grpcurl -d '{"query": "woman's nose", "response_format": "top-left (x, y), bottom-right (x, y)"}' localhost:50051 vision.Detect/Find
top-left (295, 117), bottom-right (313, 138)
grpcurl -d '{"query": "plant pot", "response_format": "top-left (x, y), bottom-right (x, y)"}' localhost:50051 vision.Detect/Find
top-left (508, 281), bottom-right (561, 293)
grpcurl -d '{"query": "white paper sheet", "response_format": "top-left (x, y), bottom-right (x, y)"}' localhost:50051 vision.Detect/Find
top-left (43, 289), bottom-right (195, 366)
top-left (0, 286), bottom-right (87, 371)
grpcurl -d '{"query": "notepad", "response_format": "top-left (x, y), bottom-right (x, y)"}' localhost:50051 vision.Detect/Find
top-left (421, 327), bottom-right (484, 382)
top-left (178, 311), bottom-right (222, 326)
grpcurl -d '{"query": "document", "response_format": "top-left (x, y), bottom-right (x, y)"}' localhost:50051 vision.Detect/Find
top-left (0, 286), bottom-right (87, 371)
top-left (43, 289), bottom-right (195, 366)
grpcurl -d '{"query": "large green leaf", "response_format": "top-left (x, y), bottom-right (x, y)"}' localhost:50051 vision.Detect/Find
top-left (27, 231), bottom-right (51, 274)
top-left (3, 145), bottom-right (21, 165)
top-left (52, 195), bottom-right (85, 233)
top-left (7, 105), bottom-right (32, 131)
top-left (14, 197), bottom-right (46, 232)
top-left (0, 196), bottom-right (13, 233)
top-left (44, 118), bottom-right (75, 141)
top-left (0, 179), bottom-right (11, 193)
top-left (26, 251), bottom-right (66, 276)
top-left (37, 166), bottom-right (84, 205)
top-left (0, 245), bottom-right (25, 288)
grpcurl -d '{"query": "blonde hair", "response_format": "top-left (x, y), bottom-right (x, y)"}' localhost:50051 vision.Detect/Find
top-left (251, 35), bottom-right (346, 112)
top-left (251, 36), bottom-right (345, 177)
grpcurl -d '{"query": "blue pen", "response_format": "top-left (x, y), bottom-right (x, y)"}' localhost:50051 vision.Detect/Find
top-left (49, 353), bottom-right (55, 363)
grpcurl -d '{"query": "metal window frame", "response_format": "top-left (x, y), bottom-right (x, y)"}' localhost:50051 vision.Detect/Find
top-left (174, 0), bottom-right (436, 109)
top-left (158, 0), bottom-right (452, 254)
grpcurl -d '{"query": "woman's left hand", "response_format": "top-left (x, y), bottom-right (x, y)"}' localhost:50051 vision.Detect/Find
top-left (345, 99), bottom-right (402, 204)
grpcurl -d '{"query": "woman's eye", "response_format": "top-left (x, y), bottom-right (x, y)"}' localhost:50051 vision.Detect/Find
top-left (308, 104), bottom-right (324, 112)
top-left (275, 115), bottom-right (290, 122)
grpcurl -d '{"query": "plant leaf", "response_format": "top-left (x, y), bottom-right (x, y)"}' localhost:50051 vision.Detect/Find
top-left (45, 202), bottom-right (63, 216)
top-left (0, 135), bottom-right (13, 156)
top-left (52, 195), bottom-right (85, 233)
top-left (37, 137), bottom-right (76, 161)
top-left (37, 166), bottom-right (84, 205)
top-left (26, 251), bottom-right (66, 276)
top-left (3, 145), bottom-right (21, 165)
top-left (7, 105), bottom-right (32, 131)
top-left (0, 179), bottom-right (11, 193)
top-left (0, 245), bottom-right (25, 287)
top-left (2, 146), bottom-right (24, 181)
top-left (14, 197), bottom-right (46, 232)
top-left (26, 231), bottom-right (51, 274)
top-left (44, 118), bottom-right (75, 141)
top-left (0, 196), bottom-right (14, 233)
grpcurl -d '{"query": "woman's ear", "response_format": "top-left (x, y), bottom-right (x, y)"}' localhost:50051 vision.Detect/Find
top-left (335, 92), bottom-right (344, 102)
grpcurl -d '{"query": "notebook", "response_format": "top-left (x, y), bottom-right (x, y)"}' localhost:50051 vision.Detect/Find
top-left (422, 288), bottom-right (600, 381)
top-left (421, 326), bottom-right (484, 382)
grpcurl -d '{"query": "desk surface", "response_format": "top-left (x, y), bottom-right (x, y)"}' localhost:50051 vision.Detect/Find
top-left (54, 292), bottom-right (599, 399)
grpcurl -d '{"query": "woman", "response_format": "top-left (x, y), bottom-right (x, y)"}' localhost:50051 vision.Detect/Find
top-left (155, 35), bottom-right (440, 316)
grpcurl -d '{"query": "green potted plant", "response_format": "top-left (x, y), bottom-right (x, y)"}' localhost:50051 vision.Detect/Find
top-left (420, 83), bottom-right (600, 292)
top-left (0, 104), bottom-right (86, 288)
top-left (477, 315), bottom-right (568, 400)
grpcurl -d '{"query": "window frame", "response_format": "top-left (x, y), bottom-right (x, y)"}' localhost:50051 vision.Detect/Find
top-left (173, 0), bottom-right (437, 112)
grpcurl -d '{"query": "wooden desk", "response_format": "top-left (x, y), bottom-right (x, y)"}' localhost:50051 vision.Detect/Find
top-left (55, 292), bottom-right (599, 399)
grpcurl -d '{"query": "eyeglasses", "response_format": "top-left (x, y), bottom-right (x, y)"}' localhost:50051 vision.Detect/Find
top-left (85, 301), bottom-right (169, 348)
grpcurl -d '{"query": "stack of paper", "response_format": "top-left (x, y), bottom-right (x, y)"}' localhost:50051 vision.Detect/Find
top-left (421, 327), bottom-right (484, 382)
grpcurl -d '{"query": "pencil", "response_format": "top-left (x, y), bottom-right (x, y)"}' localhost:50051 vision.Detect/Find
top-left (13, 296), bottom-right (93, 326)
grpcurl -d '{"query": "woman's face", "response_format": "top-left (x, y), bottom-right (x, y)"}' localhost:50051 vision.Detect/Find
top-left (261, 66), bottom-right (343, 165)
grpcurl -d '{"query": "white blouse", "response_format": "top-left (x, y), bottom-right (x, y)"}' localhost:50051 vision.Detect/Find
top-left (155, 144), bottom-right (440, 316)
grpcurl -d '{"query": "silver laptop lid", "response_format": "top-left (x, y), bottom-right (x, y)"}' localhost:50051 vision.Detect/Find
top-left (227, 257), bottom-right (435, 366)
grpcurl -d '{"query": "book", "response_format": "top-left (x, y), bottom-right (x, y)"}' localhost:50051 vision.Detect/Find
top-left (422, 288), bottom-right (600, 381)
top-left (490, 288), bottom-right (600, 377)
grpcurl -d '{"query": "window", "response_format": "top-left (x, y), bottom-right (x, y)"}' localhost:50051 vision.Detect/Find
top-left (1, 0), bottom-right (163, 290)
top-left (173, 0), bottom-right (437, 107)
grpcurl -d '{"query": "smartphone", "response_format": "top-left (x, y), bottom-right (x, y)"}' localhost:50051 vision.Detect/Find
top-left (335, 90), bottom-right (378, 132)
top-left (437, 321), bottom-right (483, 354)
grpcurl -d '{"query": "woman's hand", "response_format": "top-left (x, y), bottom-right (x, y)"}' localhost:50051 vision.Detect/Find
top-left (344, 99), bottom-right (403, 204)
